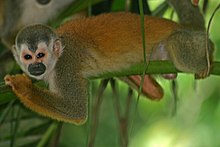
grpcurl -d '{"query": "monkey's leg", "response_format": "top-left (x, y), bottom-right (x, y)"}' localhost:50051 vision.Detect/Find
top-left (4, 74), bottom-right (87, 125)
top-left (166, 30), bottom-right (211, 78)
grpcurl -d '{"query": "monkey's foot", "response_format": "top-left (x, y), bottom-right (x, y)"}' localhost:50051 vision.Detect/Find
top-left (4, 74), bottom-right (33, 96)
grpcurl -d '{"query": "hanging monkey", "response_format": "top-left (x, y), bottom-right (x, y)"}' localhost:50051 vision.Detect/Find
top-left (4, 12), bottom-right (214, 124)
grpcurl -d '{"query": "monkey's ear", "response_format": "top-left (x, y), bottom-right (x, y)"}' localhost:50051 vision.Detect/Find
top-left (11, 45), bottom-right (20, 63)
top-left (53, 39), bottom-right (64, 58)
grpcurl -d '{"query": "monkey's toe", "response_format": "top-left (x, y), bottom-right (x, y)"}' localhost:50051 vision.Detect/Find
top-left (195, 69), bottom-right (210, 79)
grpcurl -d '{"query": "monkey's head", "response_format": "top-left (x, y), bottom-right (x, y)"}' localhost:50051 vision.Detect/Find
top-left (12, 24), bottom-right (64, 80)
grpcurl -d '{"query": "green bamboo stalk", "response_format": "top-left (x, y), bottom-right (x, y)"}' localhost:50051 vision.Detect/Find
top-left (137, 0), bottom-right (148, 97)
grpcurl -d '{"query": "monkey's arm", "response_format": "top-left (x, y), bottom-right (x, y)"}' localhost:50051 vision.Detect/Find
top-left (4, 74), bottom-right (87, 124)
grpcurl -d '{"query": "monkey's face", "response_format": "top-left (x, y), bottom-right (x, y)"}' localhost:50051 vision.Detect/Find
top-left (12, 40), bottom-right (63, 80)
top-left (12, 24), bottom-right (64, 80)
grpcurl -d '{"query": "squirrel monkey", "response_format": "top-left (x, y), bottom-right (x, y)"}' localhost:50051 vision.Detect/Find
top-left (4, 12), bottom-right (214, 124)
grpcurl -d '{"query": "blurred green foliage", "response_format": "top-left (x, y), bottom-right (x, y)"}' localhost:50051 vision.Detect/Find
top-left (1, 0), bottom-right (220, 147)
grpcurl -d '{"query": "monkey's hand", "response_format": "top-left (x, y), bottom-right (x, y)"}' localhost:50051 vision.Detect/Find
top-left (4, 74), bottom-right (33, 97)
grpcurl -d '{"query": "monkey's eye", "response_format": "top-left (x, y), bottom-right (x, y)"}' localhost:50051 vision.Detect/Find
top-left (36, 0), bottom-right (51, 5)
top-left (37, 53), bottom-right (45, 58)
top-left (24, 54), bottom-right (32, 60)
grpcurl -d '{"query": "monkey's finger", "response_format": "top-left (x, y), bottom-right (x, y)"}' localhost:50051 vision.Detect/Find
top-left (195, 68), bottom-right (209, 79)
top-left (4, 75), bottom-right (16, 90)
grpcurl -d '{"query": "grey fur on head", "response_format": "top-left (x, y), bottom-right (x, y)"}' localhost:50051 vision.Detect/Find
top-left (15, 24), bottom-right (57, 52)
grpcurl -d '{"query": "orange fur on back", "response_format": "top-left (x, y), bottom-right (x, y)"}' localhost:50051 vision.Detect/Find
top-left (56, 12), bottom-right (182, 76)
top-left (57, 12), bottom-right (181, 52)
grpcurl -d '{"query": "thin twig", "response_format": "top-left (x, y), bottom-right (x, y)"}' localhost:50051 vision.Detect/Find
top-left (50, 122), bottom-right (63, 147)
top-left (110, 79), bottom-right (126, 147)
top-left (205, 3), bottom-right (220, 76)
top-left (88, 79), bottom-right (109, 147)
top-left (110, 79), bottom-right (132, 147)
top-left (125, 88), bottom-right (133, 121)
top-left (171, 80), bottom-right (178, 116)
top-left (110, 79), bottom-right (121, 121)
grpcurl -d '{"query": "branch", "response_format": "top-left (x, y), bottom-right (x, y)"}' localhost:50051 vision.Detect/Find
top-left (1, 61), bottom-right (220, 93)
top-left (89, 61), bottom-right (220, 79)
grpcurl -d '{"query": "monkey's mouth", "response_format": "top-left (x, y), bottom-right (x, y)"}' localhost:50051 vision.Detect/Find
top-left (30, 70), bottom-right (45, 76)
top-left (28, 63), bottom-right (46, 76)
